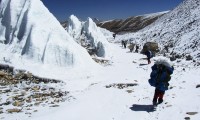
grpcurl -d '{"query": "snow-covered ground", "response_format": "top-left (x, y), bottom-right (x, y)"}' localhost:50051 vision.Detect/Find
top-left (1, 43), bottom-right (199, 120)
top-left (0, 0), bottom-right (200, 119)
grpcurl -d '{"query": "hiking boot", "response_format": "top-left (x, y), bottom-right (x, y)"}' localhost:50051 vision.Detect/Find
top-left (158, 98), bottom-right (163, 104)
top-left (153, 101), bottom-right (157, 106)
top-left (153, 98), bottom-right (157, 105)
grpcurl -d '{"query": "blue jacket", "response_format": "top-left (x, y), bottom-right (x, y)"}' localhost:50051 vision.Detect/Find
top-left (148, 64), bottom-right (174, 91)
top-left (145, 50), bottom-right (153, 58)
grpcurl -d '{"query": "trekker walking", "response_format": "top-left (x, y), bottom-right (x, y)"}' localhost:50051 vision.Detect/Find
top-left (145, 50), bottom-right (152, 64)
top-left (121, 40), bottom-right (124, 47)
top-left (128, 43), bottom-right (135, 52)
top-left (135, 45), bottom-right (139, 53)
top-left (121, 40), bottom-right (127, 48)
top-left (148, 57), bottom-right (174, 105)
top-left (123, 40), bottom-right (127, 48)
top-left (113, 34), bottom-right (116, 39)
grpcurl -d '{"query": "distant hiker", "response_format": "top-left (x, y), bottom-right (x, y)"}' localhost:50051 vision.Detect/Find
top-left (128, 43), bottom-right (135, 52)
top-left (135, 45), bottom-right (139, 53)
top-left (113, 34), bottom-right (116, 39)
top-left (121, 40), bottom-right (127, 48)
top-left (123, 40), bottom-right (127, 48)
top-left (121, 40), bottom-right (124, 47)
top-left (164, 45), bottom-right (169, 53)
top-left (148, 57), bottom-right (174, 105)
top-left (145, 50), bottom-right (153, 64)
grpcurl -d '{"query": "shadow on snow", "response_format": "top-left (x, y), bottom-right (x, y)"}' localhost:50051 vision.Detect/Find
top-left (130, 104), bottom-right (156, 112)
top-left (139, 63), bottom-right (148, 66)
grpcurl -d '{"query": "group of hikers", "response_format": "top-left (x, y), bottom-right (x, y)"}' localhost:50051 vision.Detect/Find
top-left (121, 40), bottom-right (140, 53)
top-left (119, 38), bottom-right (174, 106)
top-left (112, 32), bottom-right (174, 106)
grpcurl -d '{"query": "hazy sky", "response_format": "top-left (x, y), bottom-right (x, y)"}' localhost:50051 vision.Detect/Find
top-left (42, 0), bottom-right (183, 22)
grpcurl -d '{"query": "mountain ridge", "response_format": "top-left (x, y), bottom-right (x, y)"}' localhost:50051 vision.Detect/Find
top-left (117, 0), bottom-right (200, 62)
top-left (60, 11), bottom-right (168, 34)
top-left (96, 11), bottom-right (168, 34)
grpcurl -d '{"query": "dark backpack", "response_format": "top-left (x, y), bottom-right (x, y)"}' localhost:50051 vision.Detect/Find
top-left (150, 51), bottom-right (155, 58)
top-left (146, 50), bottom-right (154, 58)
top-left (148, 64), bottom-right (174, 91)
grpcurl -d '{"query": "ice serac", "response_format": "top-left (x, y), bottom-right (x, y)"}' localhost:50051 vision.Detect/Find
top-left (67, 15), bottom-right (112, 58)
top-left (0, 0), bottom-right (95, 68)
top-left (67, 15), bottom-right (82, 43)
top-left (83, 17), bottom-right (112, 58)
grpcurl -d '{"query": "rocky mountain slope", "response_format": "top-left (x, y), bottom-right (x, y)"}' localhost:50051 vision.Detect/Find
top-left (97, 11), bottom-right (168, 34)
top-left (60, 21), bottom-right (68, 28)
top-left (117, 0), bottom-right (200, 63)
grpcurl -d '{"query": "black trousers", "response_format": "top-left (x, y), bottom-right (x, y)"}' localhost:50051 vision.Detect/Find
top-left (153, 88), bottom-right (165, 101)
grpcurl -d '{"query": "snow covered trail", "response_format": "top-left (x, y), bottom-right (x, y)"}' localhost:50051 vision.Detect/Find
top-left (28, 43), bottom-right (157, 120)
top-left (9, 43), bottom-right (200, 120)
